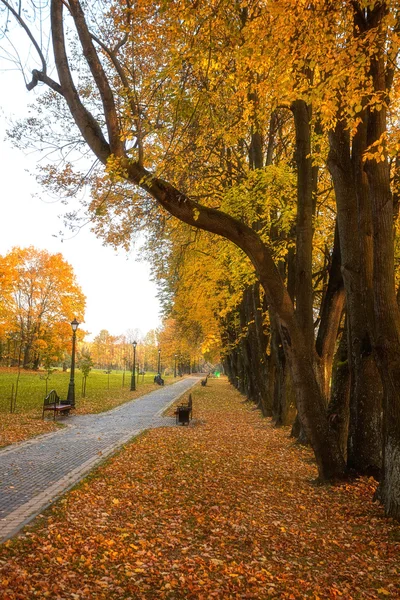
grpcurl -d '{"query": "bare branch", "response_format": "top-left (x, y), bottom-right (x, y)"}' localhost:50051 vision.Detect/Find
top-left (0, 0), bottom-right (47, 87)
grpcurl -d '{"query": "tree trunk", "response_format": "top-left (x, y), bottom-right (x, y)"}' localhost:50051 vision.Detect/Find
top-left (243, 286), bottom-right (271, 414)
top-left (315, 224), bottom-right (345, 401)
top-left (328, 323), bottom-right (350, 461)
top-left (23, 343), bottom-right (32, 369)
top-left (271, 315), bottom-right (296, 426)
top-left (251, 284), bottom-right (273, 415)
top-left (291, 99), bottom-right (315, 352)
top-left (366, 32), bottom-right (400, 513)
top-left (328, 121), bottom-right (382, 476)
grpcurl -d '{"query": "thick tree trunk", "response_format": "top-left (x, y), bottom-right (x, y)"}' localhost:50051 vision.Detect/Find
top-left (328, 122), bottom-right (382, 476)
top-left (287, 101), bottom-right (318, 444)
top-left (271, 316), bottom-right (296, 426)
top-left (270, 244), bottom-right (296, 428)
top-left (366, 59), bottom-right (400, 514)
top-left (367, 144), bottom-right (400, 512)
top-left (291, 99), bottom-right (315, 352)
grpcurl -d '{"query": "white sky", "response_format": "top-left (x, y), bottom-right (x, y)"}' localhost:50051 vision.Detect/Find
top-left (0, 68), bottom-right (161, 341)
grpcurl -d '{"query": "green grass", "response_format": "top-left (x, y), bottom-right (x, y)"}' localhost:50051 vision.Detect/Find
top-left (0, 368), bottom-right (173, 416)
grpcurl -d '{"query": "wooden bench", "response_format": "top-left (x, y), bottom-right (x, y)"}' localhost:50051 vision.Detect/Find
top-left (42, 389), bottom-right (72, 421)
top-left (175, 393), bottom-right (193, 425)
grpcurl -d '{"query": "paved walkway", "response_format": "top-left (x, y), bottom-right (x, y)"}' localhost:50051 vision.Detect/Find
top-left (0, 377), bottom-right (200, 542)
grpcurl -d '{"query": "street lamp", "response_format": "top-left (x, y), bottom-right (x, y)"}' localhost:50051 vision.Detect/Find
top-left (157, 347), bottom-right (161, 375)
top-left (174, 353), bottom-right (177, 378)
top-left (66, 318), bottom-right (79, 408)
top-left (130, 341), bottom-right (137, 391)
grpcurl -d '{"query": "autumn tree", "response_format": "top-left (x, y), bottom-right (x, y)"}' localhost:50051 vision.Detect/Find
top-left (141, 329), bottom-right (160, 372)
top-left (0, 0), bottom-right (351, 483)
top-left (0, 246), bottom-right (85, 369)
top-left (91, 329), bottom-right (119, 369)
top-left (2, 0), bottom-right (400, 517)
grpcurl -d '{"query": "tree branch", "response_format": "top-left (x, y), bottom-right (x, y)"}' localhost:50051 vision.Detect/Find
top-left (26, 69), bottom-right (63, 93)
top-left (68, 0), bottom-right (124, 157)
top-left (90, 32), bottom-right (144, 165)
top-left (50, 0), bottom-right (110, 164)
top-left (124, 160), bottom-right (293, 325)
top-left (0, 0), bottom-right (47, 88)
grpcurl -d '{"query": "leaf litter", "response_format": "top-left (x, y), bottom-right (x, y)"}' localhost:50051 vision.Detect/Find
top-left (0, 379), bottom-right (399, 599)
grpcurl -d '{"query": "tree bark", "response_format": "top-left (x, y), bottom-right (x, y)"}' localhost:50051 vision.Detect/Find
top-left (291, 100), bottom-right (315, 352)
top-left (364, 3), bottom-right (400, 514)
top-left (328, 121), bottom-right (382, 476)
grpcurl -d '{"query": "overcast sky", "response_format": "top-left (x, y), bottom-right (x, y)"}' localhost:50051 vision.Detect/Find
top-left (0, 67), bottom-right (161, 341)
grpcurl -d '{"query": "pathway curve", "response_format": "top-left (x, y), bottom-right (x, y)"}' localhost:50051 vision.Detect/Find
top-left (0, 377), bottom-right (200, 542)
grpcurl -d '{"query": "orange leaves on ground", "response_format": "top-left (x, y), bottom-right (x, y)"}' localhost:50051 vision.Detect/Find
top-left (0, 414), bottom-right (59, 448)
top-left (1, 379), bottom-right (399, 599)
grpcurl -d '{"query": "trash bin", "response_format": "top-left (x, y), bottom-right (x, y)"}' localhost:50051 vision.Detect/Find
top-left (177, 406), bottom-right (190, 425)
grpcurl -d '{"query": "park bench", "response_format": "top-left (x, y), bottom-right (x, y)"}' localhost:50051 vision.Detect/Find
top-left (42, 389), bottom-right (72, 421)
top-left (175, 393), bottom-right (193, 425)
top-left (201, 374), bottom-right (208, 387)
top-left (154, 374), bottom-right (165, 386)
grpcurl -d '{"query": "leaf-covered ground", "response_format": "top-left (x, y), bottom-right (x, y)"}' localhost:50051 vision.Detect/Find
top-left (0, 413), bottom-right (62, 448)
top-left (1, 379), bottom-right (399, 599)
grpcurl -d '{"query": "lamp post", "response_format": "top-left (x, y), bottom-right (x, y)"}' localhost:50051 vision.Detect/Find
top-left (174, 353), bottom-right (177, 378)
top-left (67, 318), bottom-right (79, 408)
top-left (130, 341), bottom-right (137, 391)
top-left (157, 347), bottom-right (161, 375)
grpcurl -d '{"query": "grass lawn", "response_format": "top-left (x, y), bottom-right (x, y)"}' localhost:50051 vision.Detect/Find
top-left (0, 379), bottom-right (399, 599)
top-left (0, 368), bottom-right (174, 448)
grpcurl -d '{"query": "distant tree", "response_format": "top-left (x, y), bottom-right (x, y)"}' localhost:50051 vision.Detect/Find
top-left (0, 246), bottom-right (85, 369)
top-left (92, 329), bottom-right (119, 369)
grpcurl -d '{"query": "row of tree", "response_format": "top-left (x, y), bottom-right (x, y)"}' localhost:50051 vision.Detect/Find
top-left (1, 0), bottom-right (399, 517)
top-left (85, 328), bottom-right (200, 374)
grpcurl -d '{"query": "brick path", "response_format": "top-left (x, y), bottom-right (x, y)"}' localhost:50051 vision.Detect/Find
top-left (0, 377), bottom-right (200, 542)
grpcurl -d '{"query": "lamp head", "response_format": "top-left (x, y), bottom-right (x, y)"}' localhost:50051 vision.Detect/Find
top-left (71, 318), bottom-right (80, 332)
top-left (133, 340), bottom-right (137, 348)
